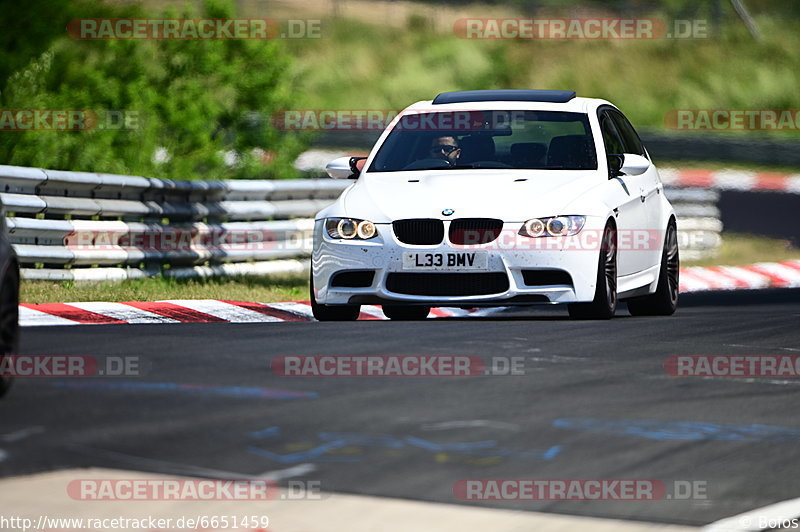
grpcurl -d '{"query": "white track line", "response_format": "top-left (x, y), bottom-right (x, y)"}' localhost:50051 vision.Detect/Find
top-left (714, 266), bottom-right (772, 290)
top-left (18, 306), bottom-right (81, 327)
top-left (67, 302), bottom-right (180, 324)
top-left (704, 497), bottom-right (800, 531)
top-left (751, 263), bottom-right (800, 286)
top-left (360, 305), bottom-right (388, 319)
top-left (159, 299), bottom-right (284, 323)
top-left (711, 170), bottom-right (758, 191)
top-left (269, 301), bottom-right (316, 319)
top-left (684, 267), bottom-right (740, 290)
top-left (678, 270), bottom-right (714, 293)
top-left (788, 175), bottom-right (800, 194)
top-left (0, 467), bottom-right (699, 532)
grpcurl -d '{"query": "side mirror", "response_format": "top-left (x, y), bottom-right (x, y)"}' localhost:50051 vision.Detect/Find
top-left (620, 154), bottom-right (650, 176)
top-left (325, 156), bottom-right (367, 179)
top-left (608, 154), bottom-right (650, 178)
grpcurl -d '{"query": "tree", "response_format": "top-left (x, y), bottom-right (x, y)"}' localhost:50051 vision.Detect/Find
top-left (0, 0), bottom-right (306, 179)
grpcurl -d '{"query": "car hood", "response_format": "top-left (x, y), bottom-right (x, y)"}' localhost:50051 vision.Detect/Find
top-left (342, 170), bottom-right (603, 222)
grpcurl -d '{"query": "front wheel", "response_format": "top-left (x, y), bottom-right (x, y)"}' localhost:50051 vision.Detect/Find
top-left (627, 222), bottom-right (679, 316)
top-left (382, 305), bottom-right (430, 321)
top-left (310, 273), bottom-right (360, 322)
top-left (568, 224), bottom-right (617, 320)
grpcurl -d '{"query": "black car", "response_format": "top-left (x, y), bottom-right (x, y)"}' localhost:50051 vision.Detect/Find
top-left (0, 202), bottom-right (19, 397)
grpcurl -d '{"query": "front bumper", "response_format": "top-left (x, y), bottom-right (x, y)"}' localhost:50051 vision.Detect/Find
top-left (311, 219), bottom-right (603, 306)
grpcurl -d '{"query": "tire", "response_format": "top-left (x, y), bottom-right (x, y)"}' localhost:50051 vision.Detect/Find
top-left (568, 224), bottom-right (617, 320)
top-left (382, 305), bottom-right (430, 321)
top-left (0, 264), bottom-right (19, 398)
top-left (309, 272), bottom-right (360, 322)
top-left (626, 221), bottom-right (679, 316)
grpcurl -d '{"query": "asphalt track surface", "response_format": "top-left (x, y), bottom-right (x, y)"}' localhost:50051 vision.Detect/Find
top-left (3, 289), bottom-right (800, 527)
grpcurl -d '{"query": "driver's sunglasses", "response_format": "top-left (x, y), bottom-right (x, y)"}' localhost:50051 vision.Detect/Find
top-left (431, 145), bottom-right (458, 154)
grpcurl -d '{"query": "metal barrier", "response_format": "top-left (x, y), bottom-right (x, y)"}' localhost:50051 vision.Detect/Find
top-left (0, 165), bottom-right (349, 281)
top-left (667, 188), bottom-right (723, 261)
top-left (0, 164), bottom-right (720, 281)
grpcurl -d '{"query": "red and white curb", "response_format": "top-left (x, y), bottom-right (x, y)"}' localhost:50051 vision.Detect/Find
top-left (18, 260), bottom-right (800, 327)
top-left (679, 260), bottom-right (800, 292)
top-left (18, 300), bottom-right (497, 327)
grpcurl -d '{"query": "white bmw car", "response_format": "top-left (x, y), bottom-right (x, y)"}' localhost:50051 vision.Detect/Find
top-left (311, 90), bottom-right (679, 320)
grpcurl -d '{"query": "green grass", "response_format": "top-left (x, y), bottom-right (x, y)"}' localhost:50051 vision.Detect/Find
top-left (20, 274), bottom-right (309, 305)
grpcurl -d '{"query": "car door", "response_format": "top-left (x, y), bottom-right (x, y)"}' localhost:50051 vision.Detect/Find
top-left (609, 108), bottom-right (664, 271)
top-left (598, 109), bottom-right (651, 276)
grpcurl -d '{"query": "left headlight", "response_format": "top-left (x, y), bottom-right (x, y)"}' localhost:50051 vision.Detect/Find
top-left (325, 218), bottom-right (378, 240)
top-left (519, 216), bottom-right (586, 238)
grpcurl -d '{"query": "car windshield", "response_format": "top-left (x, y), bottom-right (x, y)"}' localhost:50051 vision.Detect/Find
top-left (368, 110), bottom-right (597, 172)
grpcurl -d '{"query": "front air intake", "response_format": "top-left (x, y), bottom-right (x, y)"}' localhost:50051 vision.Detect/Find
top-left (386, 272), bottom-right (510, 296)
top-left (448, 218), bottom-right (503, 245)
top-left (392, 219), bottom-right (444, 245)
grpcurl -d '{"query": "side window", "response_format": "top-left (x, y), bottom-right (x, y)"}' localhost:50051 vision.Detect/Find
top-left (610, 110), bottom-right (646, 157)
top-left (599, 112), bottom-right (624, 156)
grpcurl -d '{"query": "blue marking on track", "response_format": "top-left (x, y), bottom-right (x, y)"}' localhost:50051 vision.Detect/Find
top-left (553, 418), bottom-right (800, 442)
top-left (250, 426), bottom-right (281, 439)
top-left (52, 381), bottom-right (318, 400)
top-left (403, 436), bottom-right (497, 452)
top-left (543, 445), bottom-right (563, 460)
top-left (247, 443), bottom-right (362, 464)
top-left (247, 429), bottom-right (562, 464)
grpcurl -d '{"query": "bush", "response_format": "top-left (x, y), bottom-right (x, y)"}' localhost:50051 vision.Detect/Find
top-left (0, 0), bottom-right (306, 179)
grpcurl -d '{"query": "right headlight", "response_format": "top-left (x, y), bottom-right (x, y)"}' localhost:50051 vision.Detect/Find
top-left (519, 216), bottom-right (586, 238)
top-left (325, 218), bottom-right (378, 240)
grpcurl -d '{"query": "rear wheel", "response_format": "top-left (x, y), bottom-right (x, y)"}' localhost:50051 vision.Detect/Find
top-left (627, 221), bottom-right (679, 316)
top-left (0, 264), bottom-right (19, 398)
top-left (310, 273), bottom-right (360, 322)
top-left (382, 305), bottom-right (430, 321)
top-left (568, 224), bottom-right (617, 320)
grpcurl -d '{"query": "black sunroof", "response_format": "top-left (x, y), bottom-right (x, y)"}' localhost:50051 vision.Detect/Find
top-left (432, 89), bottom-right (577, 105)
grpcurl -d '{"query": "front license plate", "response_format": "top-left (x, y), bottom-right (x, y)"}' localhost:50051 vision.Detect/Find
top-left (402, 252), bottom-right (488, 271)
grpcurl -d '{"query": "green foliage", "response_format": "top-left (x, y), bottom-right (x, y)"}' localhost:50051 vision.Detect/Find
top-left (0, 0), bottom-right (306, 179)
top-left (0, 0), bottom-right (124, 87)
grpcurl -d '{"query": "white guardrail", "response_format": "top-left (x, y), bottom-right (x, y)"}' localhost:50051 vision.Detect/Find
top-left (0, 164), bottom-right (721, 282)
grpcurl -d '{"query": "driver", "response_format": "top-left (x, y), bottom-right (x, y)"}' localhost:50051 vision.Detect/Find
top-left (429, 136), bottom-right (461, 166)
